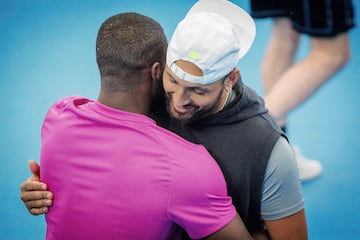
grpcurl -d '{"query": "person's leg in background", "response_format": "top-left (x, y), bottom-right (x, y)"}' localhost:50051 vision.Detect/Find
top-left (264, 26), bottom-right (351, 124)
top-left (250, 0), bottom-right (354, 181)
top-left (261, 18), bottom-right (351, 181)
top-left (260, 17), bottom-right (300, 128)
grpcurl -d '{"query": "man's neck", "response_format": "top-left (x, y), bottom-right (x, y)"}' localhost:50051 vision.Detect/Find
top-left (97, 91), bottom-right (150, 116)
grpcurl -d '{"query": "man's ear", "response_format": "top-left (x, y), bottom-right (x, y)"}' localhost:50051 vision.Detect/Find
top-left (225, 68), bottom-right (239, 90)
top-left (151, 62), bottom-right (162, 82)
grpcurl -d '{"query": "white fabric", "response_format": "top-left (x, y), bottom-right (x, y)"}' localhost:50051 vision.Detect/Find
top-left (167, 0), bottom-right (256, 85)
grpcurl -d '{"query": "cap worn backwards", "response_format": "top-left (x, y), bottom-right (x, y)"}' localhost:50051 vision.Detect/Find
top-left (167, 0), bottom-right (256, 85)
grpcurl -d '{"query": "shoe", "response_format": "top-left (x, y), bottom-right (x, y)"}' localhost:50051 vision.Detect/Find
top-left (292, 145), bottom-right (323, 181)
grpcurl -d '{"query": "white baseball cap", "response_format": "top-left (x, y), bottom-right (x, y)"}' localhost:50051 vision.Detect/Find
top-left (167, 0), bottom-right (256, 85)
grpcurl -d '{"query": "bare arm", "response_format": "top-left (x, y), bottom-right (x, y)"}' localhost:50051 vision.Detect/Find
top-left (203, 213), bottom-right (253, 240)
top-left (20, 160), bottom-right (53, 215)
top-left (265, 209), bottom-right (308, 240)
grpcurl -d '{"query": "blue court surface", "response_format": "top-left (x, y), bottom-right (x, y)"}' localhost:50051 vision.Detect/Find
top-left (1, 0), bottom-right (359, 239)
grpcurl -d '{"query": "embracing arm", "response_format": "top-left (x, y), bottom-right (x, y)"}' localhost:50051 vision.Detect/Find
top-left (20, 160), bottom-right (53, 215)
top-left (265, 210), bottom-right (308, 240)
top-left (203, 213), bottom-right (271, 240)
top-left (203, 213), bottom-right (253, 240)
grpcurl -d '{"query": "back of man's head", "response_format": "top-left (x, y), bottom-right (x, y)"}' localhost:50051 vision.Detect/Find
top-left (96, 13), bottom-right (167, 92)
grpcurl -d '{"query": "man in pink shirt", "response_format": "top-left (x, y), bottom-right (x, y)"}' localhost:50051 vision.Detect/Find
top-left (35, 12), bottom-right (252, 240)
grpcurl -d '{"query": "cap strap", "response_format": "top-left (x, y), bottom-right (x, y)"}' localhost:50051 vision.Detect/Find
top-left (168, 62), bottom-right (208, 85)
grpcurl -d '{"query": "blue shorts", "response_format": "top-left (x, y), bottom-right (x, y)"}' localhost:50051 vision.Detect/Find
top-left (250, 0), bottom-right (355, 37)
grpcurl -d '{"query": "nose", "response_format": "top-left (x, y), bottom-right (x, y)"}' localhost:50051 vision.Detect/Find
top-left (172, 87), bottom-right (191, 107)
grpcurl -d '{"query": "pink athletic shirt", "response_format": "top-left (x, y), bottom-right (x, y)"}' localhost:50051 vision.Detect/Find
top-left (40, 96), bottom-right (236, 240)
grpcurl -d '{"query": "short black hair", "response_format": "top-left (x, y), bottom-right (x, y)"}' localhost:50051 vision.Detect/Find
top-left (96, 12), bottom-right (167, 92)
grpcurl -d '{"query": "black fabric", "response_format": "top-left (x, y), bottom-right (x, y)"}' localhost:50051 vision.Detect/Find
top-left (165, 80), bottom-right (285, 235)
top-left (250, 0), bottom-right (355, 37)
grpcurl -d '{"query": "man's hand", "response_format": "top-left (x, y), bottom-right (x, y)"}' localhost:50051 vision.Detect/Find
top-left (20, 160), bottom-right (53, 215)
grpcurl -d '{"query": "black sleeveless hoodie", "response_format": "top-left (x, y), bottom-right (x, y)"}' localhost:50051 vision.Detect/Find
top-left (151, 79), bottom-right (285, 234)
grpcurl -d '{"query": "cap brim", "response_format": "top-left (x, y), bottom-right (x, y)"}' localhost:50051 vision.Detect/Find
top-left (186, 0), bottom-right (256, 60)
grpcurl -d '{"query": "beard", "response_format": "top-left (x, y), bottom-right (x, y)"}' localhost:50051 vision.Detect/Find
top-left (150, 79), bottom-right (166, 109)
top-left (148, 77), bottom-right (170, 127)
top-left (165, 89), bottom-right (224, 125)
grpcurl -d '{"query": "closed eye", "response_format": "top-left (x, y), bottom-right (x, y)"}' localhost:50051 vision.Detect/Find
top-left (190, 87), bottom-right (208, 95)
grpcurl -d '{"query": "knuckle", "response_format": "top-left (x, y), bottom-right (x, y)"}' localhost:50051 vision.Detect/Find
top-left (20, 193), bottom-right (25, 201)
top-left (23, 183), bottom-right (32, 191)
top-left (20, 182), bottom-right (28, 191)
